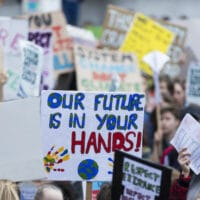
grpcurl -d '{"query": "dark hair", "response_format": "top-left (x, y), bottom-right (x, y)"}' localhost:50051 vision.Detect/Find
top-left (173, 77), bottom-right (185, 91)
top-left (161, 106), bottom-right (181, 120)
top-left (97, 183), bottom-right (111, 200)
top-left (181, 104), bottom-right (200, 121)
top-left (53, 181), bottom-right (74, 200)
top-left (159, 74), bottom-right (173, 95)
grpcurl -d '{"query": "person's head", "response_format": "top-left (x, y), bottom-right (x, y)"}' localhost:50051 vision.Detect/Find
top-left (161, 106), bottom-right (180, 139)
top-left (159, 74), bottom-right (173, 97)
top-left (0, 180), bottom-right (19, 200)
top-left (34, 184), bottom-right (63, 200)
top-left (173, 78), bottom-right (185, 108)
top-left (97, 183), bottom-right (111, 200)
top-left (160, 93), bottom-right (174, 108)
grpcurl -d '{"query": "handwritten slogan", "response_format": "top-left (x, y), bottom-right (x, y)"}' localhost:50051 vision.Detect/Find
top-left (0, 18), bottom-right (28, 100)
top-left (120, 13), bottom-right (174, 76)
top-left (112, 151), bottom-right (172, 200)
top-left (41, 91), bottom-right (145, 181)
top-left (29, 11), bottom-right (73, 74)
top-left (101, 5), bottom-right (134, 49)
top-left (74, 45), bottom-right (143, 92)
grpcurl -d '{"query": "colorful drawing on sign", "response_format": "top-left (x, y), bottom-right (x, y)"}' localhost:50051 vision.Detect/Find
top-left (78, 159), bottom-right (99, 180)
top-left (44, 145), bottom-right (70, 173)
top-left (74, 45), bottom-right (144, 92)
top-left (120, 13), bottom-right (174, 76)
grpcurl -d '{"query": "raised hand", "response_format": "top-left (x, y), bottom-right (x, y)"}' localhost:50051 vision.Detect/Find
top-left (178, 148), bottom-right (191, 177)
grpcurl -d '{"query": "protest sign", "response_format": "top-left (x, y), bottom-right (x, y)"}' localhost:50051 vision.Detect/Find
top-left (171, 19), bottom-right (200, 79)
top-left (101, 4), bottom-right (134, 50)
top-left (171, 114), bottom-right (200, 174)
top-left (186, 63), bottom-right (200, 105)
top-left (28, 30), bottom-right (54, 89)
top-left (41, 91), bottom-right (145, 181)
top-left (29, 11), bottom-right (73, 74)
top-left (159, 21), bottom-right (187, 78)
top-left (120, 13), bottom-right (174, 76)
top-left (112, 151), bottom-right (172, 200)
top-left (0, 97), bottom-right (45, 181)
top-left (18, 40), bottom-right (43, 98)
top-left (0, 17), bottom-right (28, 100)
top-left (74, 45), bottom-right (143, 92)
top-left (67, 25), bottom-right (97, 47)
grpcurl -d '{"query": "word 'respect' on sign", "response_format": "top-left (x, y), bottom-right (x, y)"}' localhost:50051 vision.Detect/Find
top-left (41, 91), bottom-right (145, 181)
top-left (112, 151), bottom-right (172, 200)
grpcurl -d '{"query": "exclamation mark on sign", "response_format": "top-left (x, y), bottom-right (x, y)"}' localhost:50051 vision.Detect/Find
top-left (135, 132), bottom-right (142, 152)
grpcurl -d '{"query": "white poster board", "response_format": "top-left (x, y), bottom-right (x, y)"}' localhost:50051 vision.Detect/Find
top-left (18, 40), bottom-right (43, 98)
top-left (0, 97), bottom-right (45, 181)
top-left (171, 114), bottom-right (200, 175)
top-left (41, 91), bottom-right (145, 181)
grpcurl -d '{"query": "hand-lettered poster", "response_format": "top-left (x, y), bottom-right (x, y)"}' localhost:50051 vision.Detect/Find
top-left (0, 17), bottom-right (28, 100)
top-left (18, 40), bottom-right (43, 98)
top-left (101, 4), bottom-right (135, 50)
top-left (29, 11), bottom-right (73, 74)
top-left (74, 45), bottom-right (143, 92)
top-left (112, 151), bottom-right (172, 200)
top-left (28, 30), bottom-right (54, 90)
top-left (171, 114), bottom-right (200, 175)
top-left (120, 13), bottom-right (174, 76)
top-left (41, 91), bottom-right (145, 181)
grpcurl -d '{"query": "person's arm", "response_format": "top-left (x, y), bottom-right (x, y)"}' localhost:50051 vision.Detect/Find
top-left (151, 129), bottom-right (163, 162)
top-left (169, 148), bottom-right (191, 200)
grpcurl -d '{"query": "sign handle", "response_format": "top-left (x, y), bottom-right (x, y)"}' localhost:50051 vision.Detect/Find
top-left (86, 181), bottom-right (92, 200)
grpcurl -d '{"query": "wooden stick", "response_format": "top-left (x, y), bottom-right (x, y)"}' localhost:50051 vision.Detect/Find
top-left (86, 181), bottom-right (92, 200)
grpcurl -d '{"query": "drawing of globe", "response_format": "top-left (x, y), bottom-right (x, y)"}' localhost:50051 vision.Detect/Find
top-left (78, 159), bottom-right (99, 180)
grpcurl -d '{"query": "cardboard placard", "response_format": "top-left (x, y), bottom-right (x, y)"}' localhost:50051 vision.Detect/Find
top-left (28, 30), bottom-right (54, 90)
top-left (112, 151), bottom-right (172, 200)
top-left (120, 13), bottom-right (174, 76)
top-left (18, 40), bottom-right (43, 98)
top-left (74, 45), bottom-right (143, 92)
top-left (41, 91), bottom-right (145, 181)
top-left (28, 11), bottom-right (73, 74)
top-left (101, 4), bottom-right (135, 50)
top-left (0, 97), bottom-right (45, 181)
top-left (171, 114), bottom-right (200, 174)
top-left (0, 17), bottom-right (28, 100)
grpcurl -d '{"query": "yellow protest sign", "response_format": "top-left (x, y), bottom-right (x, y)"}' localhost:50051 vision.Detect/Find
top-left (120, 13), bottom-right (174, 76)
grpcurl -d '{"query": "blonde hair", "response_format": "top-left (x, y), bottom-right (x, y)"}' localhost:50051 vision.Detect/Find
top-left (0, 180), bottom-right (19, 200)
